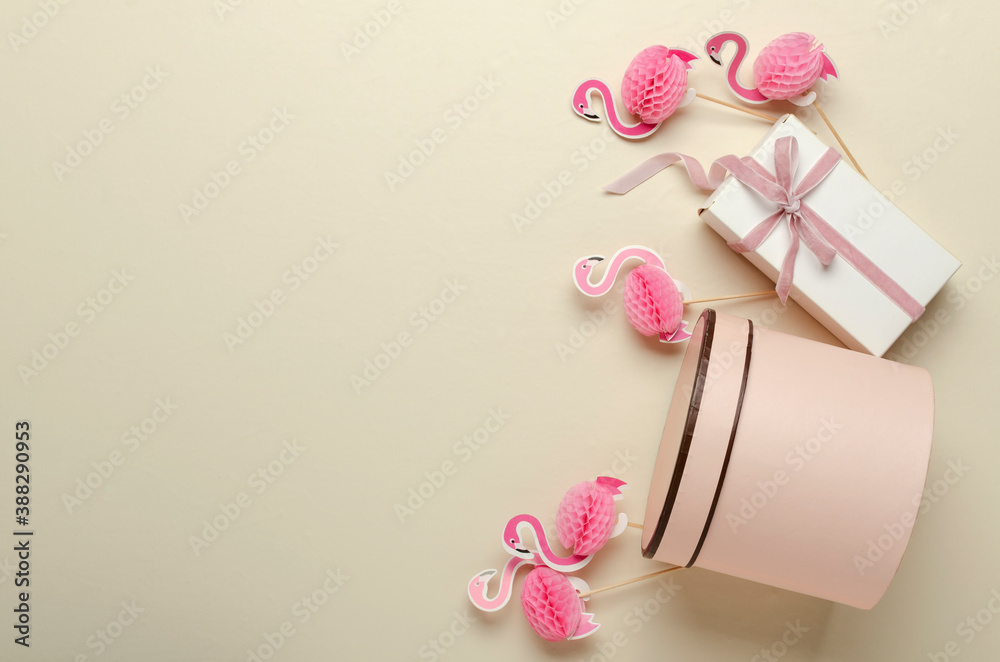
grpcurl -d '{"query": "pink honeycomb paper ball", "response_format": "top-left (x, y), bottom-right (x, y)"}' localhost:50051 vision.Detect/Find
top-left (556, 481), bottom-right (618, 556)
top-left (621, 46), bottom-right (690, 124)
top-left (753, 32), bottom-right (826, 100)
top-left (520, 566), bottom-right (581, 641)
top-left (623, 264), bottom-right (683, 337)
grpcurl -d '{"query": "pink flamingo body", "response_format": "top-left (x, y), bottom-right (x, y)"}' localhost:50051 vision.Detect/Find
top-left (556, 476), bottom-right (630, 556)
top-left (520, 566), bottom-right (601, 641)
top-left (572, 48), bottom-right (698, 139)
top-left (705, 32), bottom-right (838, 106)
top-left (502, 514), bottom-right (593, 573)
top-left (468, 553), bottom-right (541, 612)
top-left (572, 246), bottom-right (691, 343)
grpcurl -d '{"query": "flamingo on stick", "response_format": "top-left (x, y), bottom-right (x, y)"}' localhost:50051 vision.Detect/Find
top-left (573, 246), bottom-right (692, 344)
top-left (573, 246), bottom-right (776, 343)
top-left (705, 31), bottom-right (865, 177)
top-left (572, 46), bottom-right (776, 140)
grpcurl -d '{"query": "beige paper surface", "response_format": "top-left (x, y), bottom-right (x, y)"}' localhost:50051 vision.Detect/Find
top-left (1, 2), bottom-right (997, 660)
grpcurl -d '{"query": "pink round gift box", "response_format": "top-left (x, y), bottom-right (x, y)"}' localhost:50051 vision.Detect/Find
top-left (641, 309), bottom-right (934, 609)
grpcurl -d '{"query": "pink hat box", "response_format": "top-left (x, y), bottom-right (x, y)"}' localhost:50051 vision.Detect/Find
top-left (641, 309), bottom-right (934, 609)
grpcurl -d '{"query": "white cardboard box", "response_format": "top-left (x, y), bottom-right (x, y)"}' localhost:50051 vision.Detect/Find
top-left (699, 114), bottom-right (961, 356)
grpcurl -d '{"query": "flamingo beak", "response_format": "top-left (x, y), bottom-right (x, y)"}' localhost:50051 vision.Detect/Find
top-left (478, 569), bottom-right (497, 580)
top-left (582, 108), bottom-right (600, 121)
top-left (709, 53), bottom-right (722, 66)
top-left (589, 256), bottom-right (605, 264)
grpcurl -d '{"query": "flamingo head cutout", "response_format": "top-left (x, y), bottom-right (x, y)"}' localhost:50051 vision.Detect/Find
top-left (572, 255), bottom-right (606, 295)
top-left (705, 31), bottom-right (746, 66)
top-left (502, 516), bottom-right (536, 559)
top-left (571, 81), bottom-right (603, 122)
top-left (468, 569), bottom-right (497, 602)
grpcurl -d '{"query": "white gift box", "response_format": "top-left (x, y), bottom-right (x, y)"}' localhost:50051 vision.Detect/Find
top-left (698, 114), bottom-right (961, 356)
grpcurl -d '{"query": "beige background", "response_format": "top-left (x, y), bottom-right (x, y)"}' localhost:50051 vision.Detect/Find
top-left (1, 1), bottom-right (998, 660)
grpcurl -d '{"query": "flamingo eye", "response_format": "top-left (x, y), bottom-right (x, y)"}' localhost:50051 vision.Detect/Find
top-left (510, 538), bottom-right (516, 544)
top-left (578, 103), bottom-right (584, 108)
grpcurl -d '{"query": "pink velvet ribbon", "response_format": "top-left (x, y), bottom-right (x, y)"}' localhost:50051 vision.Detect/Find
top-left (604, 136), bottom-right (925, 320)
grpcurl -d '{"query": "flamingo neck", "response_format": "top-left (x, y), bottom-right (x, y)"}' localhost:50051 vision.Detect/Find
top-left (584, 80), bottom-right (658, 138)
top-left (521, 517), bottom-right (586, 569)
top-left (582, 246), bottom-right (664, 296)
top-left (723, 38), bottom-right (768, 103)
top-left (482, 556), bottom-right (531, 609)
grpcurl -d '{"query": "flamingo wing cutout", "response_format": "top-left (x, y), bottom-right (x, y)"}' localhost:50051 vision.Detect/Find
top-left (819, 52), bottom-right (839, 81)
top-left (659, 320), bottom-right (692, 343)
top-left (566, 576), bottom-right (601, 640)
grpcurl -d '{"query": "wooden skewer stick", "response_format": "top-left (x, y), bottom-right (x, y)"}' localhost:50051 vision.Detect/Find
top-left (813, 101), bottom-right (867, 180)
top-left (695, 93), bottom-right (779, 122)
top-left (626, 521), bottom-right (644, 530)
top-left (577, 566), bottom-right (684, 599)
top-left (683, 290), bottom-right (776, 305)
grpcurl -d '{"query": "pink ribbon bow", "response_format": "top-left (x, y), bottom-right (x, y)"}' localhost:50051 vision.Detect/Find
top-left (604, 137), bottom-right (925, 320)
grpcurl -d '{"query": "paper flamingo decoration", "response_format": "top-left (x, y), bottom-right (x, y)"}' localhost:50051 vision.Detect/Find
top-left (572, 46), bottom-right (776, 140)
top-left (556, 476), bottom-right (629, 556)
top-left (705, 31), bottom-right (837, 106)
top-left (573, 246), bottom-right (692, 343)
top-left (705, 31), bottom-right (865, 177)
top-left (520, 566), bottom-right (600, 641)
top-left (469, 476), bottom-right (688, 643)
top-left (573, 245), bottom-right (775, 344)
